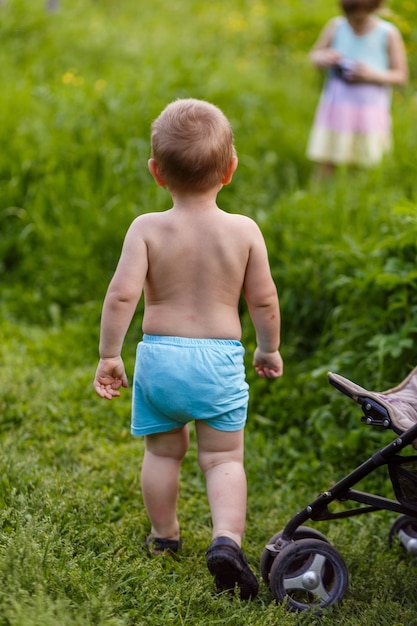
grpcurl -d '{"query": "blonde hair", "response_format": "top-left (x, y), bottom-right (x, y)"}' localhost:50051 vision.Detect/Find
top-left (150, 98), bottom-right (235, 192)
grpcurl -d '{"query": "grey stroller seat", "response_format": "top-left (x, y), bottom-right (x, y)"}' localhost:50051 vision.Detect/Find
top-left (328, 366), bottom-right (417, 436)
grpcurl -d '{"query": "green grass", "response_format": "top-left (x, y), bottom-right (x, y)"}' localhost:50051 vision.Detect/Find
top-left (1, 0), bottom-right (417, 623)
top-left (2, 320), bottom-right (417, 625)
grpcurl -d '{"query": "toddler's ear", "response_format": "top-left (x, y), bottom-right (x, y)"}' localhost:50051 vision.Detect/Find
top-left (222, 155), bottom-right (238, 185)
top-left (148, 159), bottom-right (166, 187)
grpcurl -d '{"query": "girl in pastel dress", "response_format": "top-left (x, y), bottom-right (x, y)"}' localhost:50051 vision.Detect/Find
top-left (306, 0), bottom-right (408, 177)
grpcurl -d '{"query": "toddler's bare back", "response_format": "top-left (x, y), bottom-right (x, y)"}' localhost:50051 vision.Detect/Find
top-left (127, 205), bottom-right (272, 340)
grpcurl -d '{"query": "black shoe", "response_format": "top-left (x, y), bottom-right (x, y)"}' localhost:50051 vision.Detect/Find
top-left (146, 535), bottom-right (181, 556)
top-left (206, 536), bottom-right (259, 600)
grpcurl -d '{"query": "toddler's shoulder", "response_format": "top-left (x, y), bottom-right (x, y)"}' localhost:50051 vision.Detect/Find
top-left (225, 212), bottom-right (260, 229)
top-left (125, 211), bottom-right (169, 239)
top-left (131, 210), bottom-right (169, 227)
top-left (224, 213), bottom-right (266, 245)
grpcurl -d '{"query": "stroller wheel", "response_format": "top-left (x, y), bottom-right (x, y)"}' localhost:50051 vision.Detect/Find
top-left (389, 515), bottom-right (417, 555)
top-left (260, 526), bottom-right (329, 587)
top-left (269, 538), bottom-right (348, 614)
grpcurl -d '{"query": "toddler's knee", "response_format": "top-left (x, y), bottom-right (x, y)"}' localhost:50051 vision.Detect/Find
top-left (145, 427), bottom-right (189, 460)
top-left (198, 449), bottom-right (242, 474)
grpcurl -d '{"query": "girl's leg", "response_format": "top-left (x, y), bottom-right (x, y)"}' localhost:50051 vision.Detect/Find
top-left (315, 162), bottom-right (336, 179)
top-left (141, 426), bottom-right (189, 540)
top-left (195, 422), bottom-right (246, 547)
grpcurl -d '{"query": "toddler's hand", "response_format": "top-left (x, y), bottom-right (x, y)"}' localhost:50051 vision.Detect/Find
top-left (253, 348), bottom-right (283, 379)
top-left (94, 356), bottom-right (128, 400)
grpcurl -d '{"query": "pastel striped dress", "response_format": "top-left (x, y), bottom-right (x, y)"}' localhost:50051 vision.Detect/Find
top-left (307, 17), bottom-right (396, 166)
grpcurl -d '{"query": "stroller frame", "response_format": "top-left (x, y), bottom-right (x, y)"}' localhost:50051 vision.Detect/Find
top-left (261, 369), bottom-right (417, 613)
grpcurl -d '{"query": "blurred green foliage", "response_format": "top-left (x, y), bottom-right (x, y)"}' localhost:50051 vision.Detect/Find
top-left (1, 2), bottom-right (417, 622)
top-left (1, 0), bottom-right (417, 456)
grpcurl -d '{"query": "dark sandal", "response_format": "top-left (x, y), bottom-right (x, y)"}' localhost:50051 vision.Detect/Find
top-left (146, 535), bottom-right (181, 556)
top-left (206, 536), bottom-right (259, 600)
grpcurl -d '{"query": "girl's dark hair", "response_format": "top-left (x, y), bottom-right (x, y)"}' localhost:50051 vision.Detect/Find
top-left (341, 0), bottom-right (383, 13)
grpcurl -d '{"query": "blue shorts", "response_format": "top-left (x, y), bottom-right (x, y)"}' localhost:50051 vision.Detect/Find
top-left (131, 335), bottom-right (249, 436)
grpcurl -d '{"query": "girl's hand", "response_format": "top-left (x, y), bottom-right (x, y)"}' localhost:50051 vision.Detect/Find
top-left (348, 62), bottom-right (403, 86)
top-left (346, 61), bottom-right (373, 83)
top-left (311, 48), bottom-right (341, 70)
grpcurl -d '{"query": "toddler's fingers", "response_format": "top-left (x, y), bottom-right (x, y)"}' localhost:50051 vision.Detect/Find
top-left (94, 380), bottom-right (122, 400)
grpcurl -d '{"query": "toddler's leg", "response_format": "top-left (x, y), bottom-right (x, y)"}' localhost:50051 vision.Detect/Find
top-left (196, 422), bottom-right (258, 599)
top-left (141, 426), bottom-right (189, 541)
top-left (196, 422), bottom-right (246, 546)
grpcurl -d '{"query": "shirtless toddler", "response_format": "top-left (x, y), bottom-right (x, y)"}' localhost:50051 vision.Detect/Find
top-left (94, 98), bottom-right (283, 599)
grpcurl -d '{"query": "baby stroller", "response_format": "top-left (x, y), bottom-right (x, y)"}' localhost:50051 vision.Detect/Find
top-left (261, 367), bottom-right (417, 613)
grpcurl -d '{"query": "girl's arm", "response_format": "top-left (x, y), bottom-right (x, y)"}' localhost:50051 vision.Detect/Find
top-left (350, 28), bottom-right (409, 86)
top-left (309, 18), bottom-right (341, 69)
